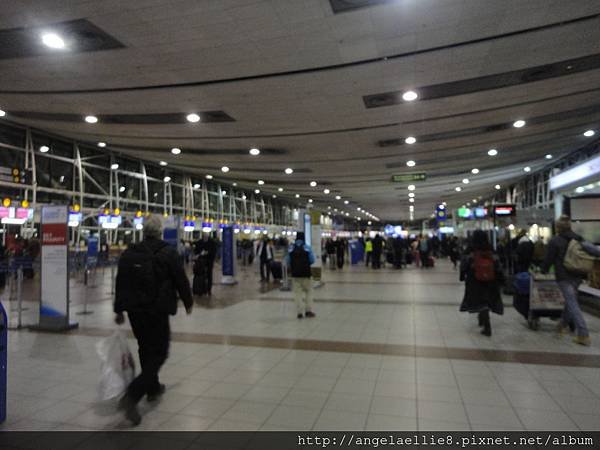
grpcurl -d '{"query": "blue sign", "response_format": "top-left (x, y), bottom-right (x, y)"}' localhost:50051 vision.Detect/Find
top-left (349, 239), bottom-right (364, 265)
top-left (87, 236), bottom-right (98, 268)
top-left (222, 226), bottom-right (234, 276)
top-left (436, 205), bottom-right (447, 223)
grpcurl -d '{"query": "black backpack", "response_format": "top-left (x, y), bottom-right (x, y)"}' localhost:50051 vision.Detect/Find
top-left (116, 242), bottom-right (166, 310)
top-left (290, 246), bottom-right (311, 278)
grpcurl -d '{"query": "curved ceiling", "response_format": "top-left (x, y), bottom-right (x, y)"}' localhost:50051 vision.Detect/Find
top-left (0, 0), bottom-right (599, 220)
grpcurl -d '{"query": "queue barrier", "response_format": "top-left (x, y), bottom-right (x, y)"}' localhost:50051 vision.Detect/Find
top-left (0, 301), bottom-right (6, 424)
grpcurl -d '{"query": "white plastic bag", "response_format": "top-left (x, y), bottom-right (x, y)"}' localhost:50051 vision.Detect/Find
top-left (96, 330), bottom-right (136, 401)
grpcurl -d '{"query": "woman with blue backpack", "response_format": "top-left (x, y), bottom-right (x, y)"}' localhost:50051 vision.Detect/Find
top-left (459, 230), bottom-right (505, 337)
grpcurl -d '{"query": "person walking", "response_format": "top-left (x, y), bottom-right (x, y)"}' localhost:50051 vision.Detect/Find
top-left (325, 238), bottom-right (337, 270)
top-left (419, 235), bottom-right (430, 269)
top-left (364, 238), bottom-right (373, 267)
top-left (372, 234), bottom-right (384, 269)
top-left (194, 232), bottom-right (217, 296)
top-left (256, 237), bottom-right (274, 282)
top-left (286, 232), bottom-right (316, 319)
top-left (459, 230), bottom-right (504, 337)
top-left (114, 214), bottom-right (193, 425)
top-left (541, 215), bottom-right (600, 346)
top-left (336, 238), bottom-right (346, 269)
top-left (448, 236), bottom-right (460, 270)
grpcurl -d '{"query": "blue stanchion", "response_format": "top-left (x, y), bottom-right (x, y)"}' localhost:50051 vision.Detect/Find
top-left (0, 301), bottom-right (7, 424)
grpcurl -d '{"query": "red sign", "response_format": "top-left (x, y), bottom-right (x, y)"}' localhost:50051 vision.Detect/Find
top-left (493, 204), bottom-right (516, 217)
top-left (42, 223), bottom-right (67, 245)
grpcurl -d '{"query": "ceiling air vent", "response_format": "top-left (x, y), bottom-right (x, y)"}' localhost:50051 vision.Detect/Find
top-left (329, 0), bottom-right (395, 14)
top-left (363, 92), bottom-right (400, 109)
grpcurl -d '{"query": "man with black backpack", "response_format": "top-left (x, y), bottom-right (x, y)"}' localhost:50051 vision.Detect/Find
top-left (114, 214), bottom-right (193, 425)
top-left (286, 232), bottom-right (316, 319)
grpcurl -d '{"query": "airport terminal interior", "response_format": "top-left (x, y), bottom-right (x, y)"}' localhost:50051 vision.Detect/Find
top-left (1, 0), bottom-right (600, 435)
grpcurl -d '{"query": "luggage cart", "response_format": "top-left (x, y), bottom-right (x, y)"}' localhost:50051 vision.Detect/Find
top-left (527, 272), bottom-right (564, 330)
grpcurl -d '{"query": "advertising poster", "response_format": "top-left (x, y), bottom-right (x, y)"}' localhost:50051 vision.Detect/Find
top-left (221, 226), bottom-right (237, 284)
top-left (310, 210), bottom-right (322, 282)
top-left (37, 205), bottom-right (76, 330)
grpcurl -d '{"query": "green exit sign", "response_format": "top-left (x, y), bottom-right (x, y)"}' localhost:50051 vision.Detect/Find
top-left (391, 173), bottom-right (427, 182)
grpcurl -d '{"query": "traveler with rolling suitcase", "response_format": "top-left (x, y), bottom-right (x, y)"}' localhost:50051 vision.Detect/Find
top-left (286, 232), bottom-right (316, 319)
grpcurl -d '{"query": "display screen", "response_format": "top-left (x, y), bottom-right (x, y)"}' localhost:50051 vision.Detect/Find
top-left (474, 207), bottom-right (488, 218)
top-left (493, 205), bottom-right (516, 217)
top-left (458, 207), bottom-right (472, 219)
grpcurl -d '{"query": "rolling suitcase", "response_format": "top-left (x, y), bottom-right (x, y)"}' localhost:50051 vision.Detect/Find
top-left (270, 261), bottom-right (283, 280)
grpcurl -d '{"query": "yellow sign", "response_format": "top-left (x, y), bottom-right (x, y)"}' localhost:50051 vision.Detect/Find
top-left (2, 198), bottom-right (10, 207)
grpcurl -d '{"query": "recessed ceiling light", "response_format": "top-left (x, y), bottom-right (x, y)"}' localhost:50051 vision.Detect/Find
top-left (97, 142), bottom-right (106, 148)
top-left (323, 188), bottom-right (330, 194)
top-left (575, 186), bottom-right (585, 194)
top-left (495, 184), bottom-right (501, 190)
top-left (406, 160), bottom-right (416, 167)
top-left (408, 193), bottom-right (415, 198)
top-left (472, 198), bottom-right (478, 203)
top-left (356, 207), bottom-right (361, 211)
top-left (487, 149), bottom-right (498, 156)
top-left (335, 195), bottom-right (341, 200)
top-left (471, 168), bottom-right (480, 174)
top-left (39, 145), bottom-right (49, 153)
top-left (408, 184), bottom-right (416, 191)
top-left (0, 109), bottom-right (6, 117)
top-left (583, 130), bottom-right (595, 137)
top-left (222, 190), bottom-right (227, 196)
top-left (545, 154), bottom-right (553, 160)
top-left (41, 32), bottom-right (65, 49)
top-left (171, 147), bottom-right (181, 155)
top-left (405, 136), bottom-right (416, 145)
top-left (221, 166), bottom-right (230, 173)
top-left (402, 90), bottom-right (418, 101)
top-left (272, 194), bottom-right (277, 198)
top-left (206, 174), bottom-right (213, 179)
top-left (513, 119), bottom-right (526, 128)
top-left (524, 166), bottom-right (531, 172)
top-left (232, 182), bottom-right (237, 187)
top-left (159, 161), bottom-right (168, 166)
top-left (193, 183), bottom-right (200, 189)
top-left (255, 189), bottom-right (260, 194)
top-left (110, 163), bottom-right (119, 170)
top-left (344, 200), bottom-right (349, 204)
top-left (308, 199), bottom-right (313, 203)
top-left (250, 148), bottom-right (261, 156)
top-left (409, 198), bottom-right (415, 203)
top-left (455, 186), bottom-right (462, 192)
top-left (295, 194), bottom-right (300, 198)
top-left (186, 113), bottom-right (200, 123)
top-left (84, 115), bottom-right (98, 124)
top-left (462, 178), bottom-right (470, 184)
top-left (119, 186), bottom-right (126, 193)
top-left (310, 181), bottom-right (317, 187)
top-left (257, 180), bottom-right (264, 185)
top-left (163, 176), bottom-right (171, 183)
top-left (278, 187), bottom-right (283, 192)
top-left (284, 167), bottom-right (293, 174)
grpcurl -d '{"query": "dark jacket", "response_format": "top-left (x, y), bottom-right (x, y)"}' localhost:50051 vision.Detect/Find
top-left (515, 239), bottom-right (534, 273)
top-left (459, 250), bottom-right (504, 315)
top-left (195, 238), bottom-right (217, 263)
top-left (372, 236), bottom-right (384, 254)
top-left (115, 237), bottom-right (193, 315)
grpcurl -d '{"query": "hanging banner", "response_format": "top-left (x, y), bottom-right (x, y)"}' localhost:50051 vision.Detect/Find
top-left (35, 205), bottom-right (77, 331)
top-left (221, 226), bottom-right (237, 285)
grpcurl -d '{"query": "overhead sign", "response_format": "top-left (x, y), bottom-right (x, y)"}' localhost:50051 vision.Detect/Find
top-left (391, 173), bottom-right (427, 183)
top-left (493, 204), bottom-right (516, 217)
top-left (549, 154), bottom-right (600, 191)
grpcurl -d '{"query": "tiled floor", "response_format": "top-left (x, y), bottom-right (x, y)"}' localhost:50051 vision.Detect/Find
top-left (2, 259), bottom-right (600, 430)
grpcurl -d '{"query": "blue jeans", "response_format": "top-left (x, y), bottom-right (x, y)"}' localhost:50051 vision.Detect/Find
top-left (557, 280), bottom-right (588, 337)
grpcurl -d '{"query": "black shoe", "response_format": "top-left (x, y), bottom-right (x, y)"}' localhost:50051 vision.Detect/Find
top-left (478, 316), bottom-right (484, 327)
top-left (481, 327), bottom-right (492, 337)
top-left (305, 311), bottom-right (316, 318)
top-left (297, 314), bottom-right (304, 319)
top-left (147, 384), bottom-right (166, 402)
top-left (118, 395), bottom-right (141, 426)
